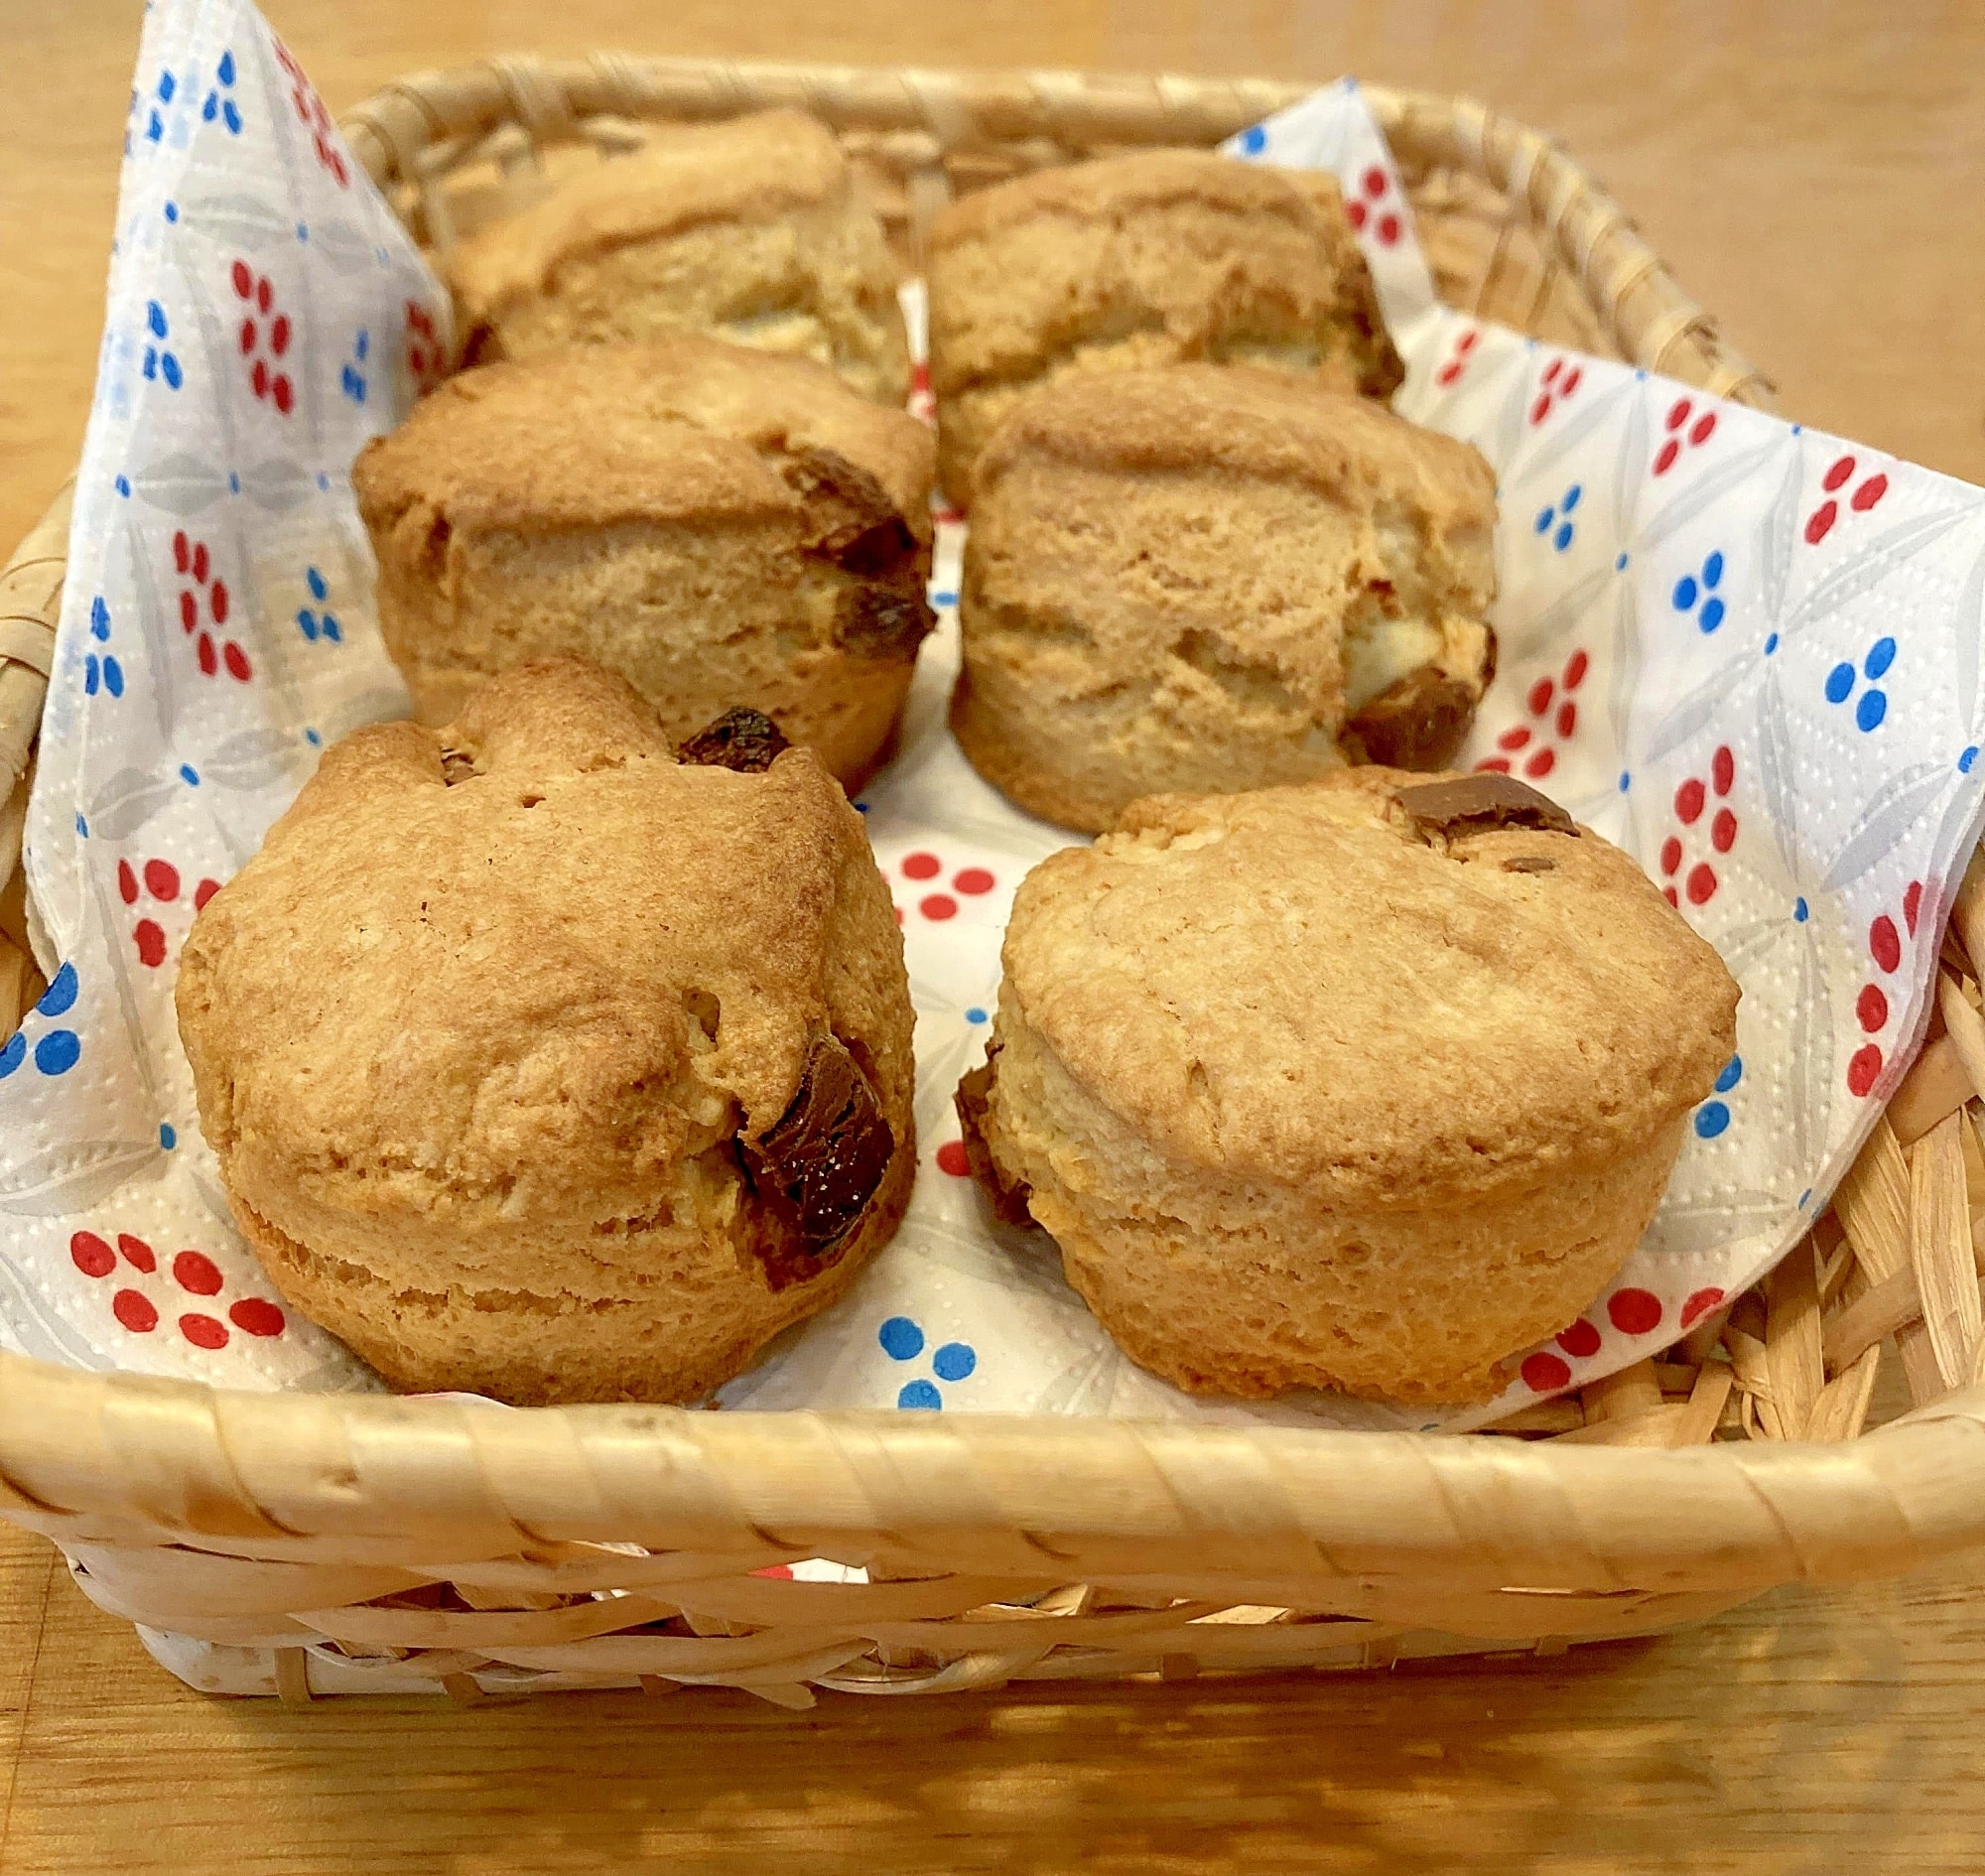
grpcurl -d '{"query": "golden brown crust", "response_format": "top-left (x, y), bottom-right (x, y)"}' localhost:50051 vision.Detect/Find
top-left (973, 358), bottom-right (1483, 495)
top-left (1006, 770), bottom-right (1737, 1199)
top-left (446, 109), bottom-right (909, 404)
top-left (228, 1145), bottom-right (914, 1407)
top-left (351, 338), bottom-right (937, 789)
top-left (967, 773), bottom-right (1739, 1403)
top-left (451, 110), bottom-right (848, 303)
top-left (175, 659), bottom-right (918, 1405)
top-left (353, 336), bottom-right (934, 534)
top-left (930, 148), bottom-right (1372, 251)
top-left (952, 365), bottom-right (1497, 833)
top-left (927, 151), bottom-right (1402, 506)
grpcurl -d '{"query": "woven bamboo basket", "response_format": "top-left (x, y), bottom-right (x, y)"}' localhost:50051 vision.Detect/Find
top-left (2, 56), bottom-right (1983, 1708)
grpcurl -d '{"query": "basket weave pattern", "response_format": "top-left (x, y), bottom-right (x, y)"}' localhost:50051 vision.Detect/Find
top-left (0, 57), bottom-right (1980, 1707)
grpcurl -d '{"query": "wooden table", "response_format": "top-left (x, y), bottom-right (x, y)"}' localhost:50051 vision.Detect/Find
top-left (4, 3), bottom-right (1985, 1868)
top-left (5, 1514), bottom-right (1985, 1873)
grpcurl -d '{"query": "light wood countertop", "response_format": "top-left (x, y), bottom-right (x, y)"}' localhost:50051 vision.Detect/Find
top-left (3, 4), bottom-right (1983, 1869)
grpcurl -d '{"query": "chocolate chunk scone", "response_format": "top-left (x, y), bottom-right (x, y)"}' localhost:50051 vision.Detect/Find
top-left (446, 108), bottom-right (910, 405)
top-left (176, 660), bottom-right (916, 1405)
top-left (953, 363), bottom-right (1498, 833)
top-left (956, 770), bottom-right (1739, 1405)
top-left (927, 150), bottom-right (1402, 508)
top-left (353, 334), bottom-right (936, 792)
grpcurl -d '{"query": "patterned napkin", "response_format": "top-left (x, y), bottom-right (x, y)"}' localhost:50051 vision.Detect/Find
top-left (7, 0), bottom-right (439, 1388)
top-left (8, 29), bottom-right (1984, 1431)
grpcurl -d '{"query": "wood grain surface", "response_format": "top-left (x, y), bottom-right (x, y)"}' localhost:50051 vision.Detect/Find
top-left (5, 1515), bottom-right (1985, 1872)
top-left (4, 2), bottom-right (1985, 1870)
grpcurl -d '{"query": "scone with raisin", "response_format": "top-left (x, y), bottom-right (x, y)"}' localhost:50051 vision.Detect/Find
top-left (447, 108), bottom-right (909, 405)
top-left (952, 364), bottom-right (1497, 833)
top-left (956, 771), bottom-right (1738, 1405)
top-left (176, 659), bottom-right (916, 1406)
top-left (353, 335), bottom-right (936, 792)
top-left (927, 150), bottom-right (1402, 507)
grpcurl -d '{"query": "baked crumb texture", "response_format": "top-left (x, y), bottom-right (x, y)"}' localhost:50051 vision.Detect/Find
top-left (446, 108), bottom-right (910, 405)
top-left (953, 362), bottom-right (1498, 833)
top-left (927, 150), bottom-right (1404, 508)
top-left (353, 334), bottom-right (937, 793)
top-left (959, 770), bottom-right (1740, 1405)
top-left (175, 659), bottom-right (917, 1405)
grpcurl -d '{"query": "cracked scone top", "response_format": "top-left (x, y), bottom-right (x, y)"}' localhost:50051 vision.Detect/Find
top-left (352, 333), bottom-right (937, 791)
top-left (926, 149), bottom-right (1403, 507)
top-left (445, 108), bottom-right (910, 405)
top-left (175, 659), bottom-right (917, 1406)
top-left (958, 770), bottom-right (1739, 1404)
top-left (952, 363), bottom-right (1498, 834)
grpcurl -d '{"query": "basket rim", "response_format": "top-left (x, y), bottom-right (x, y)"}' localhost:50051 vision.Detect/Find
top-left (338, 58), bottom-right (1492, 177)
top-left (4, 1349), bottom-right (1984, 1593)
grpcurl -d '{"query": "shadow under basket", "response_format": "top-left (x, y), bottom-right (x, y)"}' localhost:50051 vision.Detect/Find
top-left (1, 56), bottom-right (1983, 1708)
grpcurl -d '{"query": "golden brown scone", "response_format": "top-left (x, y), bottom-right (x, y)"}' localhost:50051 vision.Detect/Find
top-left (927, 151), bottom-right (1402, 507)
top-left (446, 108), bottom-right (909, 405)
top-left (176, 659), bottom-right (917, 1406)
top-left (352, 335), bottom-right (937, 793)
top-left (956, 770), bottom-right (1739, 1406)
top-left (952, 364), bottom-right (1497, 834)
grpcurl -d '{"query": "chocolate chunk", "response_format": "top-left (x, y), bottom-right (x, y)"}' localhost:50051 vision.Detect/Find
top-left (677, 708), bottom-right (791, 773)
top-left (783, 447), bottom-right (920, 577)
top-left (1502, 856), bottom-right (1557, 873)
top-left (421, 513), bottom-right (453, 578)
top-left (835, 515), bottom-right (922, 579)
top-left (1344, 666), bottom-right (1481, 770)
top-left (834, 585), bottom-right (933, 659)
top-left (1393, 773), bottom-right (1578, 841)
top-left (953, 1052), bottom-right (1033, 1225)
top-left (459, 323), bottom-right (497, 370)
top-left (779, 446), bottom-right (933, 658)
top-left (742, 1035), bottom-right (895, 1281)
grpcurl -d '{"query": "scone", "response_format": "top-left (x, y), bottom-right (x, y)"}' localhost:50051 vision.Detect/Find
top-left (955, 770), bottom-right (1739, 1405)
top-left (927, 150), bottom-right (1403, 507)
top-left (446, 108), bottom-right (909, 405)
top-left (352, 335), bottom-right (936, 792)
top-left (952, 364), bottom-right (1497, 833)
top-left (176, 659), bottom-right (917, 1406)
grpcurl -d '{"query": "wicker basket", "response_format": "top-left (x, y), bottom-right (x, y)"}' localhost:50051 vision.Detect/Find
top-left (1, 56), bottom-right (1982, 1708)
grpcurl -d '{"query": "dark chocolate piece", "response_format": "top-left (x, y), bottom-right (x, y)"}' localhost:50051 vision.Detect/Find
top-left (953, 1052), bottom-right (1033, 1226)
top-left (1344, 665), bottom-right (1481, 770)
top-left (677, 708), bottom-right (791, 773)
top-left (834, 514), bottom-right (921, 579)
top-left (421, 513), bottom-right (453, 578)
top-left (742, 1035), bottom-right (895, 1279)
top-left (1393, 773), bottom-right (1578, 841)
top-left (1501, 856), bottom-right (1558, 873)
top-left (780, 446), bottom-right (934, 659)
top-left (834, 585), bottom-right (933, 659)
top-left (458, 322), bottom-right (498, 370)
top-left (783, 447), bottom-right (919, 577)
